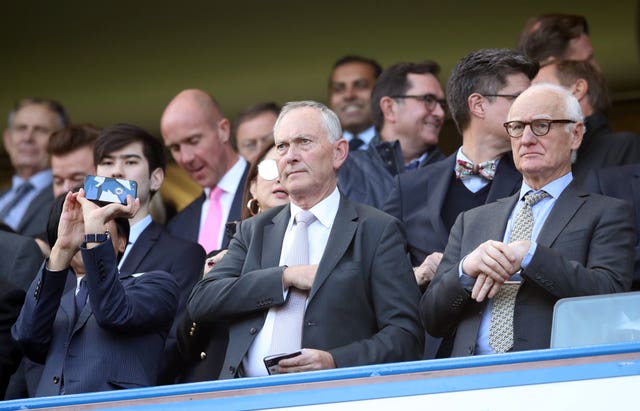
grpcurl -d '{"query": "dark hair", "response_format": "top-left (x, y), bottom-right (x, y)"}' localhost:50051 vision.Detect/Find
top-left (517, 14), bottom-right (589, 64)
top-left (94, 123), bottom-right (166, 174)
top-left (552, 60), bottom-right (611, 114)
top-left (47, 190), bottom-right (130, 252)
top-left (370, 60), bottom-right (441, 130)
top-left (47, 124), bottom-right (101, 156)
top-left (240, 141), bottom-right (276, 220)
top-left (329, 55), bottom-right (383, 87)
top-left (230, 102), bottom-right (281, 151)
top-left (8, 97), bottom-right (70, 130)
top-left (447, 49), bottom-right (539, 133)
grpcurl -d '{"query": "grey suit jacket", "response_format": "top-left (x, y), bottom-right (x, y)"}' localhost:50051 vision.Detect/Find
top-left (16, 188), bottom-right (53, 238)
top-left (0, 230), bottom-right (44, 292)
top-left (12, 241), bottom-right (179, 396)
top-left (421, 183), bottom-right (635, 357)
top-left (187, 194), bottom-right (424, 379)
top-left (384, 152), bottom-right (522, 266)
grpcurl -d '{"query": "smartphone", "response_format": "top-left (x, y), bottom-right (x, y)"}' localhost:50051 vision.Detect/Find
top-left (263, 351), bottom-right (302, 375)
top-left (84, 175), bottom-right (138, 206)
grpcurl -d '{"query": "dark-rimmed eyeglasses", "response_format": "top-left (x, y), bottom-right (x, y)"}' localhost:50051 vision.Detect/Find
top-left (503, 119), bottom-right (577, 138)
top-left (391, 94), bottom-right (447, 112)
top-left (483, 94), bottom-right (520, 100)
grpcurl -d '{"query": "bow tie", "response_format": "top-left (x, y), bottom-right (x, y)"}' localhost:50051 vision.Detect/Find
top-left (454, 159), bottom-right (497, 180)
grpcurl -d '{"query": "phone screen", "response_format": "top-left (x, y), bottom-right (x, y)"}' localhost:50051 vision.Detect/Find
top-left (84, 175), bottom-right (138, 205)
top-left (263, 351), bottom-right (302, 375)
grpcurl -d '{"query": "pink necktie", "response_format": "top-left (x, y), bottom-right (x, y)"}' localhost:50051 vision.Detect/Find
top-left (198, 187), bottom-right (224, 253)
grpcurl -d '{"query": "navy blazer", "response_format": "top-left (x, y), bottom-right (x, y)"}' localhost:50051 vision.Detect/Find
top-left (422, 183), bottom-right (635, 357)
top-left (0, 230), bottom-right (44, 292)
top-left (167, 163), bottom-right (249, 248)
top-left (384, 151), bottom-right (522, 266)
top-left (12, 241), bottom-right (179, 396)
top-left (188, 194), bottom-right (424, 379)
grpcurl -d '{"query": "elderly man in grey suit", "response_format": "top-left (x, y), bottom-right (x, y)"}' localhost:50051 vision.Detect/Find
top-left (188, 101), bottom-right (423, 378)
top-left (422, 83), bottom-right (635, 357)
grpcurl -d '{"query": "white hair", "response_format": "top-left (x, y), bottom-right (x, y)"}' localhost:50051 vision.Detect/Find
top-left (273, 100), bottom-right (342, 143)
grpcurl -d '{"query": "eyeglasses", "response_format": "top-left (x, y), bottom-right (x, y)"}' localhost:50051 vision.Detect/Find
top-left (257, 159), bottom-right (279, 181)
top-left (503, 119), bottom-right (577, 138)
top-left (391, 94), bottom-right (447, 112)
top-left (482, 94), bottom-right (521, 100)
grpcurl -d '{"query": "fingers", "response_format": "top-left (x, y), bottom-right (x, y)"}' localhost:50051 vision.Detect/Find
top-left (277, 349), bottom-right (335, 373)
top-left (471, 274), bottom-right (494, 302)
top-left (465, 241), bottom-right (519, 283)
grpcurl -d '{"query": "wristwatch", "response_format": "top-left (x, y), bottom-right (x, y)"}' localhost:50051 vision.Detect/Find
top-left (83, 230), bottom-right (111, 247)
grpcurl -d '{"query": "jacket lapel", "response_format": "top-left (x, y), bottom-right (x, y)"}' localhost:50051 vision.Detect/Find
top-left (309, 196), bottom-right (358, 301)
top-left (119, 222), bottom-right (160, 274)
top-left (487, 152), bottom-right (522, 202)
top-left (536, 184), bottom-right (587, 247)
top-left (427, 155), bottom-right (456, 241)
top-left (261, 206), bottom-right (289, 269)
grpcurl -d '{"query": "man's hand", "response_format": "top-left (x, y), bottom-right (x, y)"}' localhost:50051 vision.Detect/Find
top-left (48, 191), bottom-right (86, 271)
top-left (414, 252), bottom-right (443, 287)
top-left (277, 349), bottom-right (336, 373)
top-left (282, 265), bottom-right (318, 290)
top-left (462, 240), bottom-right (519, 283)
top-left (470, 240), bottom-right (531, 302)
top-left (204, 249), bottom-right (228, 275)
top-left (76, 189), bottom-right (140, 234)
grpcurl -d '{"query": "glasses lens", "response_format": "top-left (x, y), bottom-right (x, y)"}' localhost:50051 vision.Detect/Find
top-left (531, 120), bottom-right (551, 136)
top-left (257, 159), bottom-right (279, 181)
top-left (507, 121), bottom-right (525, 137)
top-left (422, 94), bottom-right (436, 110)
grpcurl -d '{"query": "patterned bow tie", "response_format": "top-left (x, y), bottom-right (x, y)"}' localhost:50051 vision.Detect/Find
top-left (454, 159), bottom-right (497, 180)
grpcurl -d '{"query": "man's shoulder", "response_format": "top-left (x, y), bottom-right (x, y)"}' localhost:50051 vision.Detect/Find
top-left (168, 194), bottom-right (204, 224)
top-left (398, 153), bottom-right (454, 185)
top-left (148, 221), bottom-right (205, 254)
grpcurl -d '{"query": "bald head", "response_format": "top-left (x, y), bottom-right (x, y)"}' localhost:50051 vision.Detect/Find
top-left (160, 88), bottom-right (238, 189)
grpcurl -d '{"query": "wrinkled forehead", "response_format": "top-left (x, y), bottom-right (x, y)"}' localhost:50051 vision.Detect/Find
top-left (508, 88), bottom-right (566, 121)
top-left (274, 107), bottom-right (326, 142)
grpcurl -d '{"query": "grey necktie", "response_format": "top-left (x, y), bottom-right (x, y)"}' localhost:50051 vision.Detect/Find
top-left (269, 210), bottom-right (316, 355)
top-left (0, 181), bottom-right (34, 222)
top-left (489, 191), bottom-right (549, 353)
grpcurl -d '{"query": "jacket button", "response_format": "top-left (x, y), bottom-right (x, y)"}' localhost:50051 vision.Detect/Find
top-left (200, 352), bottom-right (207, 360)
top-left (249, 327), bottom-right (257, 334)
top-left (53, 376), bottom-right (60, 384)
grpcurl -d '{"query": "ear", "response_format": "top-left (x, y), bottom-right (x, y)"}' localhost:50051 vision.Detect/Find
top-left (570, 122), bottom-right (585, 150)
top-left (468, 93), bottom-right (486, 120)
top-left (217, 118), bottom-right (231, 143)
top-left (116, 235), bottom-right (127, 255)
top-left (333, 138), bottom-right (349, 170)
top-left (379, 96), bottom-right (397, 123)
top-left (571, 78), bottom-right (589, 102)
top-left (149, 167), bottom-right (164, 192)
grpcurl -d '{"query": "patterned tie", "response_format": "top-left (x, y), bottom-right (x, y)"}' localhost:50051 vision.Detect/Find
top-left (454, 159), bottom-right (497, 180)
top-left (489, 190), bottom-right (549, 353)
top-left (198, 187), bottom-right (224, 254)
top-left (269, 210), bottom-right (316, 355)
top-left (0, 181), bottom-right (34, 221)
top-left (75, 277), bottom-right (88, 317)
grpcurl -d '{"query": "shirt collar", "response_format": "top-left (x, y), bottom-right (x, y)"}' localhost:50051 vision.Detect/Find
top-left (12, 169), bottom-right (53, 191)
top-left (342, 125), bottom-right (376, 144)
top-left (205, 156), bottom-right (247, 196)
top-left (127, 214), bottom-right (152, 245)
top-left (288, 186), bottom-right (340, 230)
top-left (519, 172), bottom-right (573, 200)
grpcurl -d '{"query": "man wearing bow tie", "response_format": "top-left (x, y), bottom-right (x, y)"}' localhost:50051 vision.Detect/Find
top-left (383, 49), bottom-right (538, 358)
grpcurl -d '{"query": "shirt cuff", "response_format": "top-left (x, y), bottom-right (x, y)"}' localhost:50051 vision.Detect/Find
top-left (520, 242), bottom-right (538, 268)
top-left (458, 256), bottom-right (475, 291)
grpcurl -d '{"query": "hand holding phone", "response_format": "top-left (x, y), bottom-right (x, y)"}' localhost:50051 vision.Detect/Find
top-left (84, 175), bottom-right (138, 206)
top-left (263, 351), bottom-right (302, 375)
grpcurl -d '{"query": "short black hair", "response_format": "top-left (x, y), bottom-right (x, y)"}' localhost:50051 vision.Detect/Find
top-left (517, 14), bottom-right (590, 63)
top-left (329, 55), bottom-right (383, 88)
top-left (94, 123), bottom-right (166, 174)
top-left (370, 60), bottom-right (440, 130)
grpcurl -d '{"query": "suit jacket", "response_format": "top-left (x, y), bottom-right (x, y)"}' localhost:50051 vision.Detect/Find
top-left (384, 152), bottom-right (522, 266)
top-left (187, 194), bottom-right (424, 379)
top-left (422, 183), bottom-right (635, 357)
top-left (572, 112), bottom-right (640, 187)
top-left (583, 164), bottom-right (640, 289)
top-left (13, 188), bottom-right (53, 239)
top-left (0, 279), bottom-right (25, 399)
top-left (12, 241), bottom-right (179, 397)
top-left (167, 164), bottom-right (249, 248)
top-left (0, 230), bottom-right (44, 292)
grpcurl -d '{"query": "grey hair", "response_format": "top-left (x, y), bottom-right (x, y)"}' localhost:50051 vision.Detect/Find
top-left (273, 100), bottom-right (342, 143)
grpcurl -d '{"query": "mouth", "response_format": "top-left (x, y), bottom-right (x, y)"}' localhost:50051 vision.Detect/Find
top-left (341, 103), bottom-right (364, 113)
top-left (272, 186), bottom-right (289, 198)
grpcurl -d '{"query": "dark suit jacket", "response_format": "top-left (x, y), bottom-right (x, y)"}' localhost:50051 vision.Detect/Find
top-left (384, 152), bottom-right (522, 266)
top-left (572, 112), bottom-right (640, 186)
top-left (187, 194), bottom-right (424, 379)
top-left (167, 164), bottom-right (249, 248)
top-left (421, 183), bottom-right (635, 357)
top-left (12, 241), bottom-right (179, 397)
top-left (0, 230), bottom-right (44, 292)
top-left (13, 188), bottom-right (53, 239)
top-left (583, 164), bottom-right (640, 289)
top-left (0, 279), bottom-right (25, 399)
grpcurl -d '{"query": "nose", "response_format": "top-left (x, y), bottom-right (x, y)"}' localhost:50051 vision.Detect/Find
top-left (343, 86), bottom-right (356, 101)
top-left (110, 162), bottom-right (124, 178)
top-left (432, 100), bottom-right (446, 118)
top-left (179, 144), bottom-right (196, 165)
top-left (520, 125), bottom-right (538, 145)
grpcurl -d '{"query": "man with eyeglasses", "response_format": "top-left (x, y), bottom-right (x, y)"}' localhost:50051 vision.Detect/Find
top-left (421, 82), bottom-right (634, 357)
top-left (383, 49), bottom-right (538, 359)
top-left (337, 61), bottom-right (446, 208)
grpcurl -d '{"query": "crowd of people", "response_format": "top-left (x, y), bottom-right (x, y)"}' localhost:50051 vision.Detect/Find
top-left (0, 12), bottom-right (639, 399)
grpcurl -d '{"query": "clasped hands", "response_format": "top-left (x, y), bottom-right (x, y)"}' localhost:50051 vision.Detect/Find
top-left (461, 240), bottom-right (530, 302)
